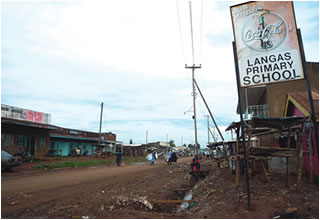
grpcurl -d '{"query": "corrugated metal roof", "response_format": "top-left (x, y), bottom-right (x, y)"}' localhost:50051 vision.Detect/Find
top-left (287, 91), bottom-right (319, 115)
top-left (2, 117), bottom-right (56, 130)
top-left (49, 135), bottom-right (98, 141)
top-left (226, 117), bottom-right (307, 131)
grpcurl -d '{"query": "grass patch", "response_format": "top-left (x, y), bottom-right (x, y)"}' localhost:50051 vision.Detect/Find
top-left (33, 160), bottom-right (114, 170)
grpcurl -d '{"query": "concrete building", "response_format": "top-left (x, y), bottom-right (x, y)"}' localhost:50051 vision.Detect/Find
top-left (1, 104), bottom-right (53, 156)
top-left (49, 126), bottom-right (119, 156)
top-left (1, 104), bottom-right (120, 157)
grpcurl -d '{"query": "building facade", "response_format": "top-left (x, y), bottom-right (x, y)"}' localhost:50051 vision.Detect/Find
top-left (1, 104), bottom-right (120, 157)
top-left (49, 126), bottom-right (118, 156)
top-left (1, 104), bottom-right (53, 156)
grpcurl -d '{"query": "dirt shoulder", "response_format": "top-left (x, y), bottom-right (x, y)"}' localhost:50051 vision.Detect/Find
top-left (2, 157), bottom-right (192, 218)
top-left (2, 157), bottom-right (319, 219)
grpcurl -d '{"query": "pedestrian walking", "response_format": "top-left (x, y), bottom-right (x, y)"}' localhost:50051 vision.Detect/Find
top-left (167, 150), bottom-right (172, 165)
top-left (116, 151), bottom-right (122, 167)
top-left (146, 151), bottom-right (155, 165)
top-left (76, 147), bottom-right (81, 158)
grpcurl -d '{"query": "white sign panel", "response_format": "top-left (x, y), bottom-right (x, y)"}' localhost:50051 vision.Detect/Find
top-left (230, 1), bottom-right (304, 87)
top-left (1, 104), bottom-right (51, 124)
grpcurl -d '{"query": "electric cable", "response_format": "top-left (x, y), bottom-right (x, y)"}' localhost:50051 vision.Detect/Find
top-left (176, 0), bottom-right (187, 65)
top-left (189, 1), bottom-right (195, 64)
top-left (199, 0), bottom-right (204, 64)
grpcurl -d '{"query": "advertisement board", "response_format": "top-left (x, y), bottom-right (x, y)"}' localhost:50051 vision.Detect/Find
top-left (1, 104), bottom-right (51, 124)
top-left (230, 1), bottom-right (304, 87)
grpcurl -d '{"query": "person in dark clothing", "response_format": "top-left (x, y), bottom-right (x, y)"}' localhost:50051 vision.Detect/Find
top-left (191, 154), bottom-right (200, 171)
top-left (116, 151), bottom-right (122, 167)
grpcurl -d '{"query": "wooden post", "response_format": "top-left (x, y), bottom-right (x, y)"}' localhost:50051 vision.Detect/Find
top-left (296, 126), bottom-right (305, 192)
top-left (286, 157), bottom-right (289, 186)
top-left (286, 128), bottom-right (291, 187)
top-left (308, 123), bottom-right (314, 184)
top-left (236, 155), bottom-right (240, 186)
top-left (261, 160), bottom-right (270, 183)
top-left (235, 128), bottom-right (240, 186)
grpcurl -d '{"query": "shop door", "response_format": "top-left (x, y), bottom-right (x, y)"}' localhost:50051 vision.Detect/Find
top-left (28, 136), bottom-right (37, 155)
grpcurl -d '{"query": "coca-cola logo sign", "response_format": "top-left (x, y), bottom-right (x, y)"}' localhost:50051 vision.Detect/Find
top-left (241, 9), bottom-right (287, 52)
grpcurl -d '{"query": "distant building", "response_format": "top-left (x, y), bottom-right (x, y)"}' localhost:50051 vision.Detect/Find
top-left (122, 144), bottom-right (148, 157)
top-left (49, 126), bottom-right (119, 156)
top-left (148, 141), bottom-right (170, 153)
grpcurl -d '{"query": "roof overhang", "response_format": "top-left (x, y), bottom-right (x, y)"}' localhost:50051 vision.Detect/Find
top-left (2, 117), bottom-right (56, 130)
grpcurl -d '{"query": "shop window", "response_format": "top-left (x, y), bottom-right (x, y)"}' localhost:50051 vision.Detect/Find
top-left (50, 142), bottom-right (55, 150)
top-left (1, 134), bottom-right (13, 147)
top-left (40, 137), bottom-right (45, 148)
top-left (18, 135), bottom-right (25, 147)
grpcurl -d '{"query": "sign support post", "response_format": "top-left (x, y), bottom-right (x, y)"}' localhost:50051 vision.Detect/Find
top-left (232, 41), bottom-right (251, 210)
top-left (297, 29), bottom-right (319, 150)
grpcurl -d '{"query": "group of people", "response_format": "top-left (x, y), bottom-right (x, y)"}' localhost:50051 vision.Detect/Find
top-left (114, 149), bottom-right (201, 172)
top-left (166, 150), bottom-right (177, 165)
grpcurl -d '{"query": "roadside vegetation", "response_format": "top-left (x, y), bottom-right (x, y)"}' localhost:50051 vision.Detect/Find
top-left (33, 156), bottom-right (147, 170)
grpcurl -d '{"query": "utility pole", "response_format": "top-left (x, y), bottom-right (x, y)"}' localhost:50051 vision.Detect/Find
top-left (146, 130), bottom-right (148, 148)
top-left (205, 115), bottom-right (210, 144)
top-left (185, 1), bottom-right (201, 155)
top-left (186, 64), bottom-right (201, 154)
top-left (181, 137), bottom-right (183, 146)
top-left (98, 102), bottom-right (104, 144)
top-left (194, 79), bottom-right (224, 141)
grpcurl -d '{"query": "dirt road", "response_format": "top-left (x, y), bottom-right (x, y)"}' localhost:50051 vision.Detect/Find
top-left (2, 157), bottom-right (192, 218)
top-left (2, 157), bottom-right (318, 219)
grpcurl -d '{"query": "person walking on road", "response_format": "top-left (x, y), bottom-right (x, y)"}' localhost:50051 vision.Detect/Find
top-left (167, 150), bottom-right (172, 165)
top-left (146, 151), bottom-right (155, 165)
top-left (116, 151), bottom-right (122, 167)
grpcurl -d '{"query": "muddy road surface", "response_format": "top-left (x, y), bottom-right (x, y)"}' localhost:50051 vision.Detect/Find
top-left (2, 157), bottom-right (193, 218)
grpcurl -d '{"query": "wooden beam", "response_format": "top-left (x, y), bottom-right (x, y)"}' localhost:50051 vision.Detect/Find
top-left (296, 126), bottom-right (305, 192)
top-left (236, 156), bottom-right (240, 186)
top-left (150, 200), bottom-right (196, 204)
top-left (261, 160), bottom-right (270, 183)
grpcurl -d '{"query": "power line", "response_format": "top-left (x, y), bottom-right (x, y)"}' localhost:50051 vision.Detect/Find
top-left (126, 93), bottom-right (190, 111)
top-left (189, 1), bottom-right (195, 64)
top-left (199, 0), bottom-right (204, 63)
top-left (176, 0), bottom-right (187, 64)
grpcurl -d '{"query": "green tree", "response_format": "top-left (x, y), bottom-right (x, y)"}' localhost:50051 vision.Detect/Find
top-left (169, 139), bottom-right (176, 147)
top-left (188, 144), bottom-right (194, 149)
top-left (129, 139), bottom-right (133, 144)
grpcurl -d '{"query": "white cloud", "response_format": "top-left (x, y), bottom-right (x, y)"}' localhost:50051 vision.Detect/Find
top-left (2, 0), bottom-right (318, 147)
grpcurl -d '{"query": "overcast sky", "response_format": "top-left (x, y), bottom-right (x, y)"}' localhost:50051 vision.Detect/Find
top-left (1, 0), bottom-right (319, 147)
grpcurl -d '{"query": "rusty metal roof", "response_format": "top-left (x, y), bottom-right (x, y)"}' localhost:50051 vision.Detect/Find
top-left (287, 91), bottom-right (319, 115)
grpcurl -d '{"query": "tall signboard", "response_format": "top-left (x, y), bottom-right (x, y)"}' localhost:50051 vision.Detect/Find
top-left (230, 1), bottom-right (304, 87)
top-left (1, 104), bottom-right (51, 124)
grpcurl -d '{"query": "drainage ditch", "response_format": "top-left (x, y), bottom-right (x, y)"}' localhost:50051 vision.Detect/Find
top-left (152, 170), bottom-right (209, 214)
